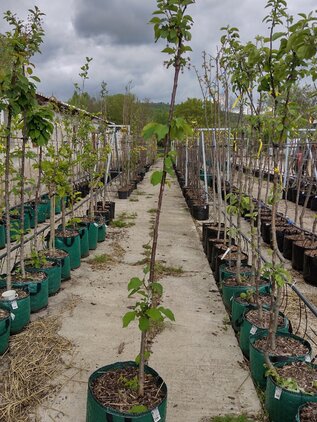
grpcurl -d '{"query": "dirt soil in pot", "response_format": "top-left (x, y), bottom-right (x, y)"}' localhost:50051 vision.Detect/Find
top-left (300, 402), bottom-right (317, 422)
top-left (246, 309), bottom-right (285, 329)
top-left (276, 362), bottom-right (317, 394)
top-left (91, 366), bottom-right (166, 413)
top-left (254, 335), bottom-right (309, 356)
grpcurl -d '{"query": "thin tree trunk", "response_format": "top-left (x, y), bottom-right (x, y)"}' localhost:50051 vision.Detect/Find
top-left (5, 108), bottom-right (13, 289)
top-left (33, 146), bottom-right (43, 251)
top-left (49, 191), bottom-right (56, 252)
top-left (19, 119), bottom-right (27, 278)
top-left (139, 45), bottom-right (183, 398)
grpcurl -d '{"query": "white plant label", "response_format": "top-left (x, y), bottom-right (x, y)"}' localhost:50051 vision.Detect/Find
top-left (305, 355), bottom-right (312, 363)
top-left (250, 325), bottom-right (257, 335)
top-left (274, 386), bottom-right (282, 400)
top-left (221, 247), bottom-right (232, 260)
top-left (10, 313), bottom-right (15, 321)
top-left (11, 300), bottom-right (18, 310)
top-left (151, 407), bottom-right (161, 422)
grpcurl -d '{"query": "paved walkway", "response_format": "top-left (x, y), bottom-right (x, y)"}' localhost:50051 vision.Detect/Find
top-left (36, 162), bottom-right (261, 421)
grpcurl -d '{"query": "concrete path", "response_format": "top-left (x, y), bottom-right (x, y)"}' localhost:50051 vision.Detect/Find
top-left (36, 162), bottom-right (261, 422)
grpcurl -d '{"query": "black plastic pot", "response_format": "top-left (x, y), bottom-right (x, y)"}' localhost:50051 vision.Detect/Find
top-left (311, 195), bottom-right (317, 211)
top-left (283, 234), bottom-right (305, 260)
top-left (292, 240), bottom-right (317, 272)
top-left (203, 223), bottom-right (225, 252)
top-left (303, 250), bottom-right (317, 285)
top-left (192, 204), bottom-right (209, 221)
top-left (118, 189), bottom-right (129, 200)
top-left (110, 170), bottom-right (119, 179)
top-left (276, 226), bottom-right (301, 253)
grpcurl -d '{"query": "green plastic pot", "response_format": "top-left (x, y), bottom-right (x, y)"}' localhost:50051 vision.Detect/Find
top-left (239, 309), bottom-right (290, 359)
top-left (265, 363), bottom-right (317, 422)
top-left (12, 274), bottom-right (49, 313)
top-left (0, 310), bottom-right (10, 354)
top-left (24, 205), bottom-right (35, 228)
top-left (250, 332), bottom-right (312, 390)
top-left (87, 222), bottom-right (99, 250)
top-left (0, 222), bottom-right (5, 249)
top-left (55, 197), bottom-right (62, 214)
top-left (86, 361), bottom-right (167, 422)
top-left (0, 290), bottom-right (31, 334)
top-left (54, 231), bottom-right (81, 270)
top-left (231, 288), bottom-right (270, 332)
top-left (219, 263), bottom-right (253, 284)
top-left (76, 225), bottom-right (90, 257)
top-left (9, 211), bottom-right (31, 240)
top-left (37, 201), bottom-right (48, 223)
top-left (221, 280), bottom-right (270, 312)
top-left (97, 222), bottom-right (106, 243)
top-left (40, 195), bottom-right (51, 219)
top-left (27, 262), bottom-right (62, 296)
top-left (46, 252), bottom-right (71, 282)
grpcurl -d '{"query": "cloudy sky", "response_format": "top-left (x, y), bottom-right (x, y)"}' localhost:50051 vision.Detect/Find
top-left (0, 0), bottom-right (316, 103)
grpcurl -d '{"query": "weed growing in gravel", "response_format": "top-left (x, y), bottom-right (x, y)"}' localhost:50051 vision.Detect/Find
top-left (110, 212), bottom-right (137, 228)
top-left (210, 415), bottom-right (255, 422)
top-left (88, 254), bottom-right (115, 268)
top-left (147, 208), bottom-right (157, 214)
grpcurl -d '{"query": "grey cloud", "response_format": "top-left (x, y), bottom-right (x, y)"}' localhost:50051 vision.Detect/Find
top-left (1, 0), bottom-right (317, 104)
top-left (73, 0), bottom-right (156, 45)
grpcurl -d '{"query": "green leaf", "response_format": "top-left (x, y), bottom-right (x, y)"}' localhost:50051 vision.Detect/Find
top-left (122, 311), bottom-right (136, 327)
top-left (146, 308), bottom-right (163, 321)
top-left (159, 307), bottom-right (175, 321)
top-left (272, 31), bottom-right (285, 41)
top-left (135, 350), bottom-right (151, 365)
top-left (30, 75), bottom-right (41, 83)
top-left (151, 282), bottom-right (163, 295)
top-left (161, 47), bottom-right (175, 54)
top-left (151, 171), bottom-right (163, 186)
top-left (139, 316), bottom-right (150, 332)
top-left (143, 265), bottom-right (150, 275)
top-left (142, 122), bottom-right (168, 141)
top-left (149, 17), bottom-right (161, 24)
top-left (129, 405), bottom-right (148, 414)
top-left (128, 277), bottom-right (142, 291)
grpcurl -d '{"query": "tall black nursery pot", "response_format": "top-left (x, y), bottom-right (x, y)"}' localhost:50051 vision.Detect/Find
top-left (118, 189), bottom-right (129, 200)
top-left (86, 361), bottom-right (167, 422)
top-left (303, 250), bottom-right (317, 285)
top-left (276, 226), bottom-right (301, 253)
top-left (203, 223), bottom-right (225, 253)
top-left (97, 201), bottom-right (115, 220)
top-left (192, 203), bottom-right (209, 221)
top-left (283, 233), bottom-right (305, 261)
top-left (292, 239), bottom-right (317, 273)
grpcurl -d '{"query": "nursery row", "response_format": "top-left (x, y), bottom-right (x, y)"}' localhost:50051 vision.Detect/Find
top-left (174, 162), bottom-right (317, 422)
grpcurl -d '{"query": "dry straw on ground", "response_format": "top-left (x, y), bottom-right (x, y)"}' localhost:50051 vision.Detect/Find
top-left (0, 315), bottom-right (73, 422)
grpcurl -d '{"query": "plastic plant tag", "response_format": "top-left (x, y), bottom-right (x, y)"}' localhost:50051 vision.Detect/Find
top-left (11, 300), bottom-right (18, 310)
top-left (250, 325), bottom-right (257, 335)
top-left (10, 313), bottom-right (15, 321)
top-left (151, 407), bottom-right (161, 422)
top-left (274, 386), bottom-right (282, 400)
top-left (305, 354), bottom-right (312, 363)
top-left (221, 247), bottom-right (232, 260)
